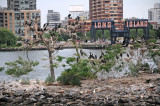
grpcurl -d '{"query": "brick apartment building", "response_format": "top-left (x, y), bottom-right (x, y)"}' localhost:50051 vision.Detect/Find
top-left (87, 0), bottom-right (123, 30)
top-left (0, 0), bottom-right (41, 39)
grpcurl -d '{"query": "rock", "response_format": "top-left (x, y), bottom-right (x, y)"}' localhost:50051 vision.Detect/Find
top-left (151, 49), bottom-right (159, 52)
top-left (35, 91), bottom-right (43, 96)
top-left (156, 86), bottom-right (160, 94)
top-left (118, 98), bottom-right (129, 103)
top-left (0, 96), bottom-right (11, 102)
top-left (39, 95), bottom-right (45, 100)
top-left (30, 98), bottom-right (37, 102)
top-left (156, 40), bottom-right (160, 44)
top-left (57, 90), bottom-right (64, 93)
top-left (146, 98), bottom-right (153, 104)
top-left (155, 97), bottom-right (160, 104)
top-left (14, 90), bottom-right (24, 96)
top-left (67, 101), bottom-right (78, 105)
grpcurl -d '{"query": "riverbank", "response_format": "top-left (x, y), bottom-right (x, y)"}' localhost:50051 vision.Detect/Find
top-left (0, 42), bottom-right (108, 51)
top-left (0, 73), bottom-right (160, 105)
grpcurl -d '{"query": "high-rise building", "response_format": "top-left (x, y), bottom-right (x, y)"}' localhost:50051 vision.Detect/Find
top-left (7, 0), bottom-right (36, 11)
top-left (47, 10), bottom-right (61, 29)
top-left (0, 10), bottom-right (15, 33)
top-left (89, 0), bottom-right (123, 29)
top-left (148, 3), bottom-right (160, 29)
top-left (0, 0), bottom-right (41, 39)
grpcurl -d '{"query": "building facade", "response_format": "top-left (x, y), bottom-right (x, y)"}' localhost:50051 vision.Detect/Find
top-left (0, 0), bottom-right (41, 39)
top-left (148, 3), bottom-right (160, 29)
top-left (47, 10), bottom-right (61, 29)
top-left (7, 0), bottom-right (36, 11)
top-left (0, 10), bottom-right (15, 33)
top-left (89, 0), bottom-right (123, 29)
top-left (78, 11), bottom-right (89, 21)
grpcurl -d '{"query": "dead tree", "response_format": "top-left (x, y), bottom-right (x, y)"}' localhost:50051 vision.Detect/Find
top-left (25, 18), bottom-right (61, 82)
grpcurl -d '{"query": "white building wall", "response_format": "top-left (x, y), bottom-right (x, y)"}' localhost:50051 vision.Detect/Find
top-left (148, 3), bottom-right (160, 24)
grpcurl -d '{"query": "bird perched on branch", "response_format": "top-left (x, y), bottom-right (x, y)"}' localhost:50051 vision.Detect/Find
top-left (68, 14), bottom-right (71, 19)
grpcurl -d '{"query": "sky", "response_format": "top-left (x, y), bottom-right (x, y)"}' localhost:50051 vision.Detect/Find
top-left (0, 0), bottom-right (159, 26)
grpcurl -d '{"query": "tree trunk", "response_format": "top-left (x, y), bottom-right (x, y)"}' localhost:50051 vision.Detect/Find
top-left (48, 50), bottom-right (55, 82)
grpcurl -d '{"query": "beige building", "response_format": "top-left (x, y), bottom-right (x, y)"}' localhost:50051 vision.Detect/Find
top-left (20, 10), bottom-right (41, 39)
top-left (0, 10), bottom-right (15, 34)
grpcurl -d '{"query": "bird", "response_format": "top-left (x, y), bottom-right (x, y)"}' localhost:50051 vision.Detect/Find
top-left (101, 52), bottom-right (104, 56)
top-left (101, 59), bottom-right (106, 64)
top-left (58, 24), bottom-right (61, 28)
top-left (99, 55), bottom-right (102, 59)
top-left (88, 52), bottom-right (95, 59)
top-left (77, 57), bottom-right (79, 62)
top-left (25, 21), bottom-right (28, 25)
top-left (95, 55), bottom-right (97, 59)
top-left (127, 53), bottom-right (129, 57)
top-left (75, 21), bottom-right (79, 25)
top-left (120, 53), bottom-right (123, 58)
top-left (29, 21), bottom-right (32, 26)
top-left (153, 45), bottom-right (156, 49)
top-left (68, 14), bottom-right (71, 18)
top-left (92, 60), bottom-right (96, 65)
top-left (80, 49), bottom-right (83, 56)
top-left (116, 55), bottom-right (119, 60)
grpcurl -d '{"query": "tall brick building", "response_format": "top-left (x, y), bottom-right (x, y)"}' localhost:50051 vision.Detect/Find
top-left (0, 0), bottom-right (41, 39)
top-left (89, 0), bottom-right (123, 29)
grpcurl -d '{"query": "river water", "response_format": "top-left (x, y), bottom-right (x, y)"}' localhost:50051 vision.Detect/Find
top-left (0, 49), bottom-right (105, 81)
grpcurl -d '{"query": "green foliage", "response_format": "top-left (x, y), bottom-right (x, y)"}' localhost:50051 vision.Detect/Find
top-left (137, 29), bottom-right (144, 38)
top-left (150, 29), bottom-right (157, 39)
top-left (128, 63), bottom-right (150, 76)
top-left (146, 39), bottom-right (157, 44)
top-left (21, 77), bottom-right (30, 85)
top-left (57, 59), bottom-right (96, 86)
top-left (85, 30), bottom-right (110, 40)
top-left (157, 27), bottom-right (160, 38)
top-left (16, 43), bottom-right (22, 47)
top-left (57, 70), bottom-right (81, 86)
top-left (140, 63), bottom-right (150, 71)
top-left (45, 74), bottom-right (54, 85)
top-left (0, 67), bottom-right (5, 72)
top-left (133, 43), bottom-right (141, 49)
top-left (129, 64), bottom-right (139, 77)
top-left (44, 33), bottom-right (51, 38)
top-left (130, 29), bottom-right (137, 38)
top-left (51, 63), bottom-right (58, 68)
top-left (56, 56), bottom-right (65, 62)
top-left (0, 27), bottom-right (17, 47)
top-left (17, 37), bottom-right (22, 41)
top-left (153, 68), bottom-right (160, 73)
top-left (66, 57), bottom-right (76, 64)
top-left (5, 57), bottom-right (39, 77)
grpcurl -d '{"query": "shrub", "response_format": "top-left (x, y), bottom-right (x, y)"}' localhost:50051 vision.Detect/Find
top-left (57, 69), bottom-right (81, 86)
top-left (153, 68), bottom-right (160, 73)
top-left (0, 67), bottom-right (4, 72)
top-left (21, 77), bottom-right (30, 85)
top-left (16, 43), bottom-right (22, 47)
top-left (57, 59), bottom-right (96, 86)
top-left (45, 74), bottom-right (54, 85)
top-left (5, 57), bottom-right (39, 77)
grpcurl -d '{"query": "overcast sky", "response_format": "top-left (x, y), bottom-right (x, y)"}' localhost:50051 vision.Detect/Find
top-left (0, 0), bottom-right (159, 26)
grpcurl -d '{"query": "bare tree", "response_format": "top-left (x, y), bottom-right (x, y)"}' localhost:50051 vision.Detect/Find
top-left (25, 16), bottom-right (84, 81)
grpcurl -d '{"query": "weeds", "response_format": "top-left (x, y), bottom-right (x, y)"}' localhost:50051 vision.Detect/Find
top-left (21, 77), bottom-right (30, 85)
top-left (45, 74), bottom-right (54, 85)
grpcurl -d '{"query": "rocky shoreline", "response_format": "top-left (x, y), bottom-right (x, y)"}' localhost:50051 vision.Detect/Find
top-left (0, 73), bottom-right (160, 106)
